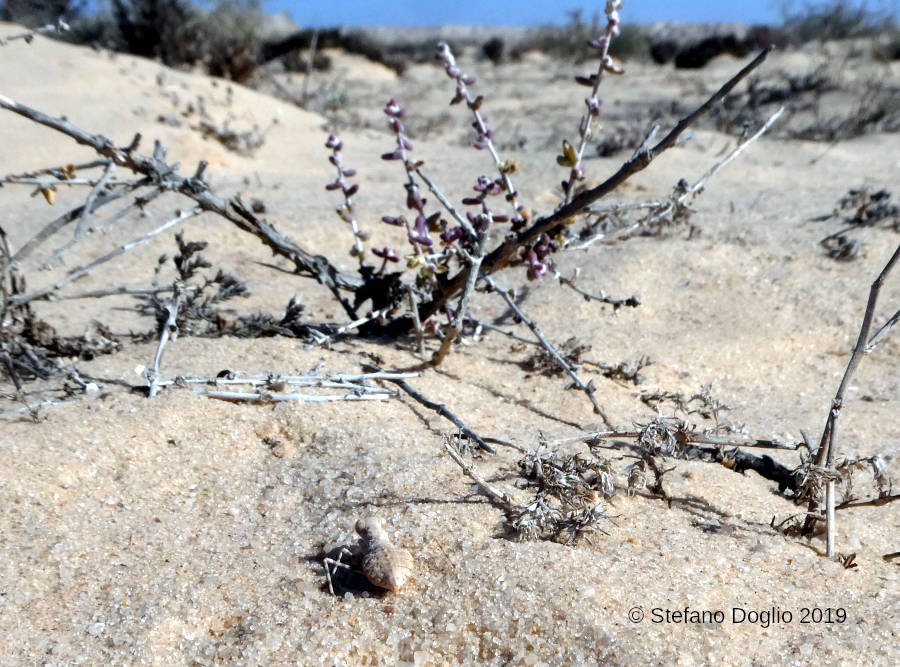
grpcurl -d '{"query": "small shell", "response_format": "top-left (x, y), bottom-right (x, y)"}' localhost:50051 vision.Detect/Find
top-left (356, 516), bottom-right (414, 591)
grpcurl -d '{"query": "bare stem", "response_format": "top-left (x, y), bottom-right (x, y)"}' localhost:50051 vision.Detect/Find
top-left (803, 243), bottom-right (900, 536)
top-left (442, 438), bottom-right (518, 509)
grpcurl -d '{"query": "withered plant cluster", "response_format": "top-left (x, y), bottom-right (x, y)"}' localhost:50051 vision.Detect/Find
top-left (1, 3), bottom-right (897, 563)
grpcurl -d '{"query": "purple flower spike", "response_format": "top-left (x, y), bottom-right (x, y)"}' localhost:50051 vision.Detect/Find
top-left (323, 130), bottom-right (366, 261)
top-left (381, 215), bottom-right (404, 226)
top-left (381, 149), bottom-right (403, 161)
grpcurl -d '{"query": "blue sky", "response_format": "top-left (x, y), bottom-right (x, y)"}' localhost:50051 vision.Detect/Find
top-left (266, 1), bottom-right (867, 27)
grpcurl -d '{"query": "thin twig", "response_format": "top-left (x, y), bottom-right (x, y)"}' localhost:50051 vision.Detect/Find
top-left (198, 390), bottom-right (393, 403)
top-left (478, 320), bottom-right (537, 346)
top-left (10, 180), bottom-right (151, 267)
top-left (574, 105), bottom-right (785, 249)
top-left (10, 207), bottom-right (203, 305)
top-left (407, 286), bottom-right (426, 357)
top-left (442, 439), bottom-right (518, 509)
top-left (362, 363), bottom-right (495, 453)
top-left (152, 371), bottom-right (417, 390)
top-left (414, 167), bottom-right (478, 241)
top-left (865, 307), bottom-right (900, 353)
top-left (556, 269), bottom-right (640, 309)
top-left (147, 284), bottom-right (184, 398)
top-left (804, 243), bottom-right (900, 539)
top-left (45, 160), bottom-right (116, 265)
top-left (56, 285), bottom-right (174, 300)
top-left (482, 272), bottom-right (610, 426)
top-left (685, 106), bottom-right (785, 198)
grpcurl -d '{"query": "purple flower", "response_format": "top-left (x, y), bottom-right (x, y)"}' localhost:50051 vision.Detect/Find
top-left (440, 226), bottom-right (464, 244)
top-left (384, 99), bottom-right (405, 118)
top-left (372, 246), bottom-right (399, 261)
top-left (409, 214), bottom-right (433, 247)
top-left (526, 250), bottom-right (550, 280)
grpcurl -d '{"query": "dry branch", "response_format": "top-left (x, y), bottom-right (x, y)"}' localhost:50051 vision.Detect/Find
top-left (0, 93), bottom-right (362, 306)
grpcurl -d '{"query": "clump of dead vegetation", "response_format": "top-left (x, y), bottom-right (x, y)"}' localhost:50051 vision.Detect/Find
top-left (1, 3), bottom-right (897, 566)
top-left (816, 187), bottom-right (900, 261)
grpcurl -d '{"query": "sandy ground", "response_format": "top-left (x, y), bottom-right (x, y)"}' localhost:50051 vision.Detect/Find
top-left (0, 23), bottom-right (898, 665)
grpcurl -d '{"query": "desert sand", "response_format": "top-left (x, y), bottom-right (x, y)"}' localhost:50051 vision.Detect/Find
top-left (0, 23), bottom-right (898, 665)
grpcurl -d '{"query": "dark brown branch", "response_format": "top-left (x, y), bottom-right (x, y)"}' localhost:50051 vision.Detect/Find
top-left (557, 271), bottom-right (640, 309)
top-left (399, 47), bottom-right (773, 331)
